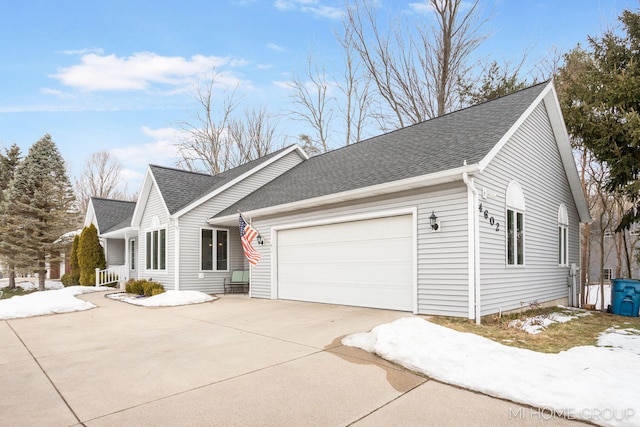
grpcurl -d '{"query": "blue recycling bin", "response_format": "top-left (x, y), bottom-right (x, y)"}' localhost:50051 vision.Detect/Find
top-left (610, 279), bottom-right (640, 317)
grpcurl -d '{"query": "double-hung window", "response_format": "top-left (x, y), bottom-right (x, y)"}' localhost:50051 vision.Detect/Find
top-left (558, 204), bottom-right (569, 266)
top-left (201, 228), bottom-right (229, 271)
top-left (506, 181), bottom-right (525, 266)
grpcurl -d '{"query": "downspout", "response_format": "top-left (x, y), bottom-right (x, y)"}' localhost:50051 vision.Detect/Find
top-left (463, 172), bottom-right (481, 324)
top-left (174, 217), bottom-right (180, 291)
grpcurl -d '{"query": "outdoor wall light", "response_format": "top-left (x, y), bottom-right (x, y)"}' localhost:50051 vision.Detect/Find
top-left (430, 211), bottom-right (439, 231)
top-left (256, 235), bottom-right (264, 245)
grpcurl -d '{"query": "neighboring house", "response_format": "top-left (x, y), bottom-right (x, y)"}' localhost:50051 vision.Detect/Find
top-left (84, 145), bottom-right (308, 290)
top-left (87, 81), bottom-right (590, 321)
top-left (588, 224), bottom-right (640, 284)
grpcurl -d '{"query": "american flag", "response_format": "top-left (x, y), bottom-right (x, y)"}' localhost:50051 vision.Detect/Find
top-left (239, 215), bottom-right (261, 266)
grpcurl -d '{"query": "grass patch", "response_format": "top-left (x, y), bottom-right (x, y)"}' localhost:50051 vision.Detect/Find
top-left (0, 286), bottom-right (35, 300)
top-left (429, 306), bottom-right (640, 353)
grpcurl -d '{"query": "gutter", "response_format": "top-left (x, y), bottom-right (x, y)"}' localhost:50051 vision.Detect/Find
top-left (463, 172), bottom-right (481, 324)
top-left (209, 164), bottom-right (481, 226)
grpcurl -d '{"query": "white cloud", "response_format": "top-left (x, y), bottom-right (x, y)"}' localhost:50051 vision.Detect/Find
top-left (274, 0), bottom-right (343, 19)
top-left (40, 88), bottom-right (76, 99)
top-left (110, 126), bottom-right (184, 171)
top-left (257, 64), bottom-right (274, 70)
top-left (266, 43), bottom-right (285, 52)
top-left (408, 1), bottom-right (433, 14)
top-left (52, 52), bottom-right (247, 92)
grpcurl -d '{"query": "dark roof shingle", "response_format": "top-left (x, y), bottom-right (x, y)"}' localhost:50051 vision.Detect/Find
top-left (151, 146), bottom-right (295, 215)
top-left (216, 82), bottom-right (548, 217)
top-left (91, 198), bottom-right (136, 233)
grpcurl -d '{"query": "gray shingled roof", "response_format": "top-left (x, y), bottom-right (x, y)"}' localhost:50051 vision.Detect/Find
top-left (215, 82), bottom-right (548, 217)
top-left (91, 198), bottom-right (137, 233)
top-left (151, 146), bottom-right (294, 215)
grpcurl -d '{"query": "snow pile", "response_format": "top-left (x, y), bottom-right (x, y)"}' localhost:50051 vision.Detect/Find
top-left (1, 279), bottom-right (64, 291)
top-left (508, 306), bottom-right (590, 334)
top-left (110, 290), bottom-right (215, 307)
top-left (0, 286), bottom-right (111, 320)
top-left (598, 327), bottom-right (640, 355)
top-left (343, 317), bottom-right (640, 427)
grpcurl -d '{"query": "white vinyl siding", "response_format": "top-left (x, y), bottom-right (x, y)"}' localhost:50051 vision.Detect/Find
top-left (249, 183), bottom-right (469, 317)
top-left (475, 101), bottom-right (580, 315)
top-left (105, 238), bottom-right (125, 266)
top-left (139, 185), bottom-right (173, 289)
top-left (176, 150), bottom-right (305, 293)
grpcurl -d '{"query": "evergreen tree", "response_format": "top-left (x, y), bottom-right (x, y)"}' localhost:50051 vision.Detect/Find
top-left (559, 10), bottom-right (640, 231)
top-left (3, 134), bottom-right (77, 290)
top-left (69, 234), bottom-right (81, 286)
top-left (77, 224), bottom-right (105, 286)
top-left (0, 144), bottom-right (22, 289)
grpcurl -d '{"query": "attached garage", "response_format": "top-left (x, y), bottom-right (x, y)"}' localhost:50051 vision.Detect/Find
top-left (275, 214), bottom-right (415, 311)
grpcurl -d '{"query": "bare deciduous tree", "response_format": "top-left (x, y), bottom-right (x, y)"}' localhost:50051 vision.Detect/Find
top-left (286, 56), bottom-right (334, 153)
top-left (176, 71), bottom-right (281, 173)
top-left (75, 150), bottom-right (130, 214)
top-left (344, 0), bottom-right (486, 130)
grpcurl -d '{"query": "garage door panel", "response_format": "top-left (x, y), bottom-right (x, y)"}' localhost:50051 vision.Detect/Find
top-left (277, 215), bottom-right (413, 311)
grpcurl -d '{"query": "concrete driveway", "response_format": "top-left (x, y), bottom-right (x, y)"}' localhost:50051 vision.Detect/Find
top-left (1, 291), bottom-right (583, 426)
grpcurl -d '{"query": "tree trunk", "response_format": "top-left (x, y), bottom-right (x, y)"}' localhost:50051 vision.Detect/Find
top-left (7, 263), bottom-right (16, 290)
top-left (38, 257), bottom-right (46, 291)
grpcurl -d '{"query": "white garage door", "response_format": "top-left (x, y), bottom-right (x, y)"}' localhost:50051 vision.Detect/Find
top-left (277, 214), bottom-right (414, 311)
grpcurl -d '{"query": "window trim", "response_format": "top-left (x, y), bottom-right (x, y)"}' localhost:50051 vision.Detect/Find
top-left (130, 239), bottom-right (136, 271)
top-left (145, 225), bottom-right (167, 272)
top-left (558, 204), bottom-right (569, 267)
top-left (199, 227), bottom-right (229, 272)
top-left (603, 268), bottom-right (613, 281)
top-left (506, 181), bottom-right (525, 267)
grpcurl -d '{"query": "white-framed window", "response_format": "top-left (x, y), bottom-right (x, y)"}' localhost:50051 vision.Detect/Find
top-left (558, 204), bottom-right (569, 266)
top-left (200, 228), bottom-right (229, 271)
top-left (506, 181), bottom-right (525, 266)
top-left (145, 216), bottom-right (166, 271)
top-left (604, 230), bottom-right (614, 238)
top-left (130, 239), bottom-right (136, 270)
top-left (603, 268), bottom-right (613, 281)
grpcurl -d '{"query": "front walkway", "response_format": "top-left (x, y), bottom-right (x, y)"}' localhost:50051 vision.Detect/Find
top-left (1, 292), bottom-right (582, 426)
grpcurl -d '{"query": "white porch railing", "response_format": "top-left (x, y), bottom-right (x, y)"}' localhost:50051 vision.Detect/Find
top-left (95, 265), bottom-right (129, 289)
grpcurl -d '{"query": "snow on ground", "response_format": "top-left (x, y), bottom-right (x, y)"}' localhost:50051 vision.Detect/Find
top-left (508, 306), bottom-right (591, 334)
top-left (343, 317), bottom-right (640, 427)
top-left (0, 286), bottom-right (111, 320)
top-left (0, 278), bottom-right (64, 291)
top-left (107, 290), bottom-right (215, 306)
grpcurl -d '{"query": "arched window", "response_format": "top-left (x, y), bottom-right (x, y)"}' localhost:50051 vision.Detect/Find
top-left (506, 181), bottom-right (525, 266)
top-left (558, 204), bottom-right (569, 266)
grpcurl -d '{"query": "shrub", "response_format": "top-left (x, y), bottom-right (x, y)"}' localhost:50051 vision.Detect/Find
top-left (143, 280), bottom-right (164, 296)
top-left (125, 279), bottom-right (164, 296)
top-left (77, 224), bottom-right (106, 286)
top-left (69, 235), bottom-right (80, 286)
top-left (61, 273), bottom-right (79, 287)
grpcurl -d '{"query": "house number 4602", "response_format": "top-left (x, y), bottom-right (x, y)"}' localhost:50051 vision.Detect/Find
top-left (478, 203), bottom-right (500, 232)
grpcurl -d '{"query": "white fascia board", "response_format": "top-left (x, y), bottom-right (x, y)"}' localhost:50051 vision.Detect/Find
top-left (100, 226), bottom-right (138, 239)
top-left (478, 81), bottom-right (552, 172)
top-left (131, 166), bottom-right (170, 227)
top-left (209, 164), bottom-right (480, 225)
top-left (83, 200), bottom-right (96, 230)
top-left (544, 84), bottom-right (592, 224)
top-left (172, 145), bottom-right (308, 219)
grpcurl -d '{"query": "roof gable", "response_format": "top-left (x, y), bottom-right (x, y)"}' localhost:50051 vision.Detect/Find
top-left (216, 82), bottom-right (550, 217)
top-left (89, 197), bottom-right (136, 234)
top-left (131, 145), bottom-right (306, 225)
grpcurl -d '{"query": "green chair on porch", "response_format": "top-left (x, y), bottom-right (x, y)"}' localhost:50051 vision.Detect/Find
top-left (224, 270), bottom-right (249, 294)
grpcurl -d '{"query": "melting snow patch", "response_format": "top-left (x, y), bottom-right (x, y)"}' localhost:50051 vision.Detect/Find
top-left (507, 306), bottom-right (590, 334)
top-left (343, 317), bottom-right (640, 427)
top-left (115, 290), bottom-right (216, 307)
top-left (598, 328), bottom-right (640, 355)
top-left (0, 286), bottom-right (111, 320)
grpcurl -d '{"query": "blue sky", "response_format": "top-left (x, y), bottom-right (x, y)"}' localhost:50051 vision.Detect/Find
top-left (0, 0), bottom-right (636, 193)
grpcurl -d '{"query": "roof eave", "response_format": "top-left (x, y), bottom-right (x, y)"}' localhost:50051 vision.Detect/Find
top-left (208, 164), bottom-right (480, 226)
top-left (172, 145), bottom-right (308, 219)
